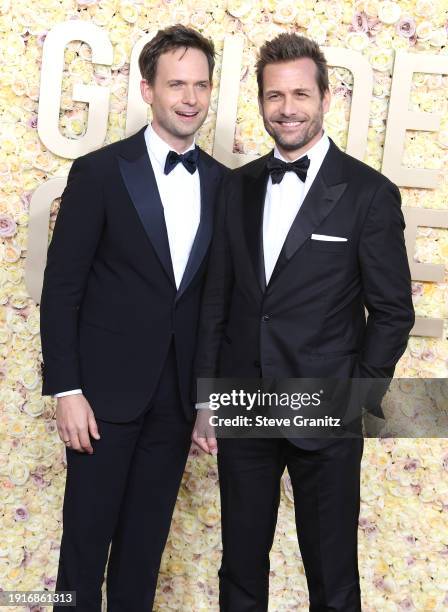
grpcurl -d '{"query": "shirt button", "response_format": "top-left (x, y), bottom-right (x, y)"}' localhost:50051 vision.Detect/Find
top-left (262, 315), bottom-right (270, 322)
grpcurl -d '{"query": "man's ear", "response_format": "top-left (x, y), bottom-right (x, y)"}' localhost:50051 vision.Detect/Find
top-left (140, 79), bottom-right (153, 105)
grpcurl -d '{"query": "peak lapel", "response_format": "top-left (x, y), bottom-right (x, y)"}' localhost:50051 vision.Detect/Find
top-left (176, 151), bottom-right (219, 301)
top-left (268, 140), bottom-right (348, 288)
top-left (243, 155), bottom-right (271, 293)
top-left (118, 128), bottom-right (176, 287)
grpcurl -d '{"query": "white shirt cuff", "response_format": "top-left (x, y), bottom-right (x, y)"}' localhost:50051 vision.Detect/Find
top-left (195, 402), bottom-right (210, 410)
top-left (54, 389), bottom-right (83, 398)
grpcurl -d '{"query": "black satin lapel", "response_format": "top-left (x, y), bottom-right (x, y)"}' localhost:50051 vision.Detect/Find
top-left (118, 153), bottom-right (176, 286)
top-left (268, 174), bottom-right (348, 287)
top-left (176, 160), bottom-right (218, 300)
top-left (243, 170), bottom-right (269, 292)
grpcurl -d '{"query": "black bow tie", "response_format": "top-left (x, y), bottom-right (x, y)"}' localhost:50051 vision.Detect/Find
top-left (266, 155), bottom-right (310, 184)
top-left (164, 147), bottom-right (199, 175)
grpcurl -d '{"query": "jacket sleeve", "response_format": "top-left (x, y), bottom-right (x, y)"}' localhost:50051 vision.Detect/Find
top-left (352, 179), bottom-right (415, 418)
top-left (194, 173), bottom-right (235, 383)
top-left (39, 155), bottom-right (105, 395)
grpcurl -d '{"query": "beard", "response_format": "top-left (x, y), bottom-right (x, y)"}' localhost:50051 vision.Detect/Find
top-left (263, 105), bottom-right (324, 152)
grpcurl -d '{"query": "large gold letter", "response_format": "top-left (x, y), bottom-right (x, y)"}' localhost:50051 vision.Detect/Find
top-left (25, 178), bottom-right (67, 303)
top-left (383, 51), bottom-right (448, 187)
top-left (38, 21), bottom-right (113, 158)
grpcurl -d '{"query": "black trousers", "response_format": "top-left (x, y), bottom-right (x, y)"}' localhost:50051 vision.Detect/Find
top-left (217, 437), bottom-right (364, 612)
top-left (53, 345), bottom-right (194, 611)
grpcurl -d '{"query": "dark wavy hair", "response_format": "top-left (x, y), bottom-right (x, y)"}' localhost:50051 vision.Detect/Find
top-left (256, 33), bottom-right (329, 99)
top-left (138, 24), bottom-right (215, 84)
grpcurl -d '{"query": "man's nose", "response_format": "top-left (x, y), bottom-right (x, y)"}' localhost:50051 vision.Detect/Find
top-left (279, 96), bottom-right (297, 117)
top-left (182, 86), bottom-right (198, 106)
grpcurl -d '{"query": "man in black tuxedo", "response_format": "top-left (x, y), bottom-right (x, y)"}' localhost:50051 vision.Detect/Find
top-left (40, 25), bottom-right (227, 611)
top-left (193, 34), bottom-right (414, 611)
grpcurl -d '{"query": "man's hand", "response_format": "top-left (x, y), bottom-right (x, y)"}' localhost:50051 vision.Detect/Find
top-left (56, 394), bottom-right (100, 454)
top-left (192, 408), bottom-right (217, 456)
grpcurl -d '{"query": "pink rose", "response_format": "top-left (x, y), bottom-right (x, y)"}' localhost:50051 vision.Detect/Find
top-left (396, 17), bottom-right (417, 38)
top-left (14, 505), bottom-right (29, 521)
top-left (351, 12), bottom-right (368, 33)
top-left (367, 17), bottom-right (382, 37)
top-left (0, 214), bottom-right (17, 237)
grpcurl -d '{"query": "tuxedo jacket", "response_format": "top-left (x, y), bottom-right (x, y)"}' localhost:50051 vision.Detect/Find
top-left (40, 126), bottom-right (228, 422)
top-left (194, 139), bottom-right (415, 446)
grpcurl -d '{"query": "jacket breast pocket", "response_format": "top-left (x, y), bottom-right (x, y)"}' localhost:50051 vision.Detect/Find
top-left (310, 240), bottom-right (348, 253)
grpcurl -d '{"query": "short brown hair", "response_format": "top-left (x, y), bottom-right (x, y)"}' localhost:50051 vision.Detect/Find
top-left (139, 24), bottom-right (215, 85)
top-left (256, 33), bottom-right (329, 99)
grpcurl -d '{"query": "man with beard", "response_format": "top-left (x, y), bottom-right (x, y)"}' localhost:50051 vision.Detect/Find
top-left (40, 25), bottom-right (227, 611)
top-left (193, 33), bottom-right (414, 611)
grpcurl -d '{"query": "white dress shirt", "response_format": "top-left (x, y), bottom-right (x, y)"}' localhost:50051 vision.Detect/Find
top-left (55, 123), bottom-right (201, 398)
top-left (262, 132), bottom-right (330, 283)
top-left (144, 123), bottom-right (201, 288)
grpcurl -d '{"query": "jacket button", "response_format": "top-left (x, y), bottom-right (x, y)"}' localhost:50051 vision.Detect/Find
top-left (253, 360), bottom-right (260, 368)
top-left (262, 314), bottom-right (270, 322)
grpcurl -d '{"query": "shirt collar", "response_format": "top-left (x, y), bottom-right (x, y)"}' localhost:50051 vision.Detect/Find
top-left (273, 130), bottom-right (329, 164)
top-left (144, 122), bottom-right (196, 172)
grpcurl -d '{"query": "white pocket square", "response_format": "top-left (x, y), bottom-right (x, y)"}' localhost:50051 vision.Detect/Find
top-left (311, 234), bottom-right (347, 242)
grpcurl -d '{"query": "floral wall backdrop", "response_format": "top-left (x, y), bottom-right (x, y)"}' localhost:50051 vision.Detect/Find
top-left (0, 0), bottom-right (447, 610)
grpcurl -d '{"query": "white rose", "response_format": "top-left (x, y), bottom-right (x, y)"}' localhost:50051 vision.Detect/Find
top-left (378, 1), bottom-right (401, 24)
top-left (346, 32), bottom-right (370, 52)
top-left (416, 21), bottom-right (433, 42)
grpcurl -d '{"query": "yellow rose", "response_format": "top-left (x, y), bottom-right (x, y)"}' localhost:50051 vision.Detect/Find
top-left (211, 7), bottom-right (226, 22)
top-left (429, 28), bottom-right (447, 47)
top-left (416, 21), bottom-right (433, 41)
top-left (391, 37), bottom-right (410, 51)
top-left (9, 288), bottom-right (29, 309)
top-left (64, 48), bottom-right (77, 65)
top-left (0, 136), bottom-right (17, 155)
top-left (166, 558), bottom-right (186, 575)
top-left (7, 565), bottom-right (25, 583)
top-left (180, 514), bottom-right (198, 536)
top-left (190, 10), bottom-right (212, 29)
top-left (375, 30), bottom-right (394, 48)
top-left (23, 400), bottom-right (44, 418)
top-left (3, 243), bottom-right (21, 263)
top-left (369, 49), bottom-right (394, 72)
top-left (273, 1), bottom-right (297, 24)
top-left (415, 0), bottom-right (436, 18)
top-left (111, 44), bottom-right (127, 71)
top-left (25, 311), bottom-right (40, 336)
top-left (306, 21), bottom-right (328, 45)
top-left (3, 33), bottom-right (25, 58)
top-left (120, 2), bottom-right (139, 24)
top-left (361, 0), bottom-right (379, 17)
top-left (226, 0), bottom-right (254, 19)
top-left (109, 23), bottom-right (131, 45)
top-left (20, 368), bottom-right (39, 390)
top-left (8, 460), bottom-right (30, 485)
top-left (92, 5), bottom-right (115, 27)
top-left (8, 418), bottom-right (26, 438)
top-left (197, 505), bottom-right (220, 526)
